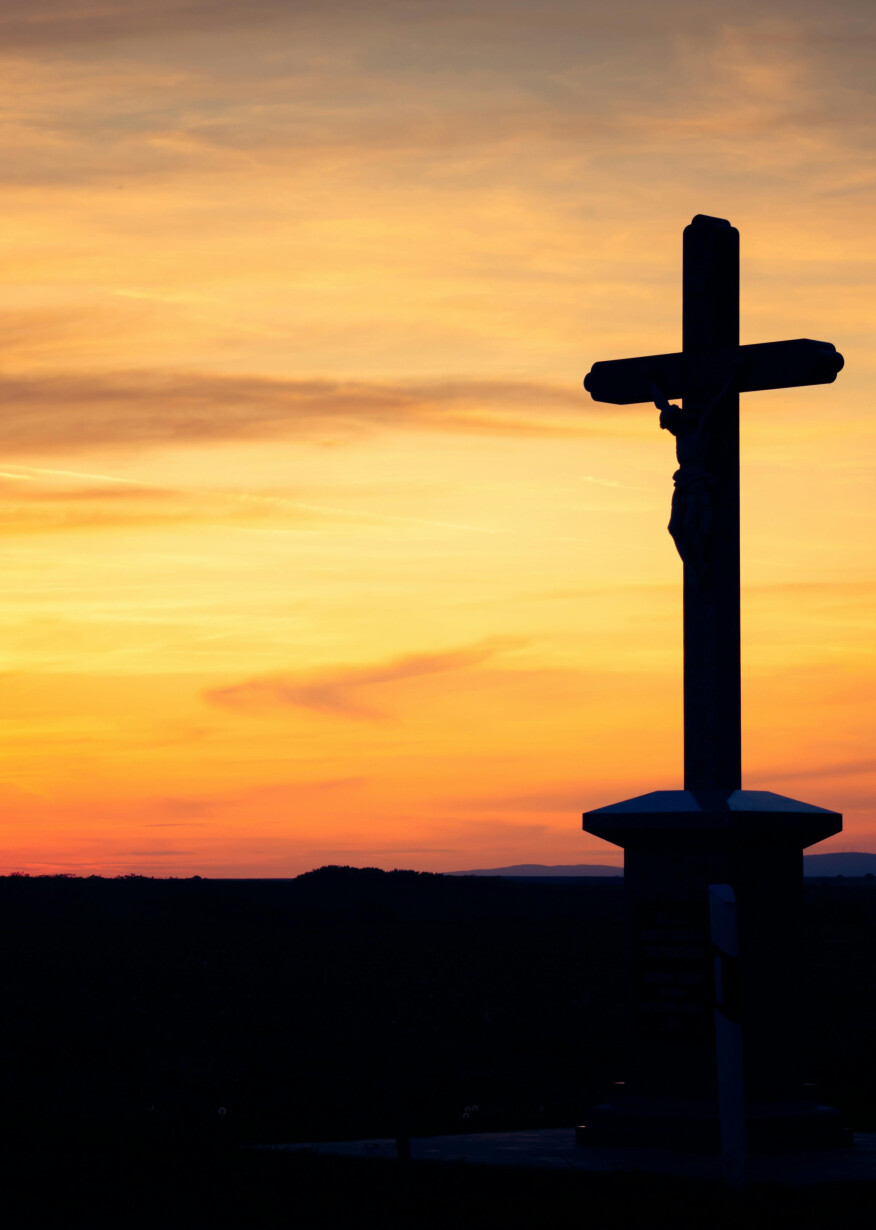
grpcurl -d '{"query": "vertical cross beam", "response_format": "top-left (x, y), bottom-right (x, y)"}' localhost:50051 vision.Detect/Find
top-left (682, 215), bottom-right (740, 791)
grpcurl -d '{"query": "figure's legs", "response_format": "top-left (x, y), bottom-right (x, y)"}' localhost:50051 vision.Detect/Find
top-left (668, 485), bottom-right (713, 585)
top-left (668, 488), bottom-right (685, 561)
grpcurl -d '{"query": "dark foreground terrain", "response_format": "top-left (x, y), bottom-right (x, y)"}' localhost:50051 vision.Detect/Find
top-left (6, 1146), bottom-right (876, 1229)
top-left (1, 867), bottom-right (874, 1224)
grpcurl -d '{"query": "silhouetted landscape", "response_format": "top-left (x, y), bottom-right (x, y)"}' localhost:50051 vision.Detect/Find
top-left (450, 852), bottom-right (876, 877)
top-left (2, 866), bottom-right (874, 1225)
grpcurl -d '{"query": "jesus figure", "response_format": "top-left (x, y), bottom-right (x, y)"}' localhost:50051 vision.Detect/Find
top-left (651, 370), bottom-right (735, 584)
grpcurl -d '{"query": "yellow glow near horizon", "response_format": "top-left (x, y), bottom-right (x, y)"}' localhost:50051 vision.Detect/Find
top-left (0, 2), bottom-right (874, 875)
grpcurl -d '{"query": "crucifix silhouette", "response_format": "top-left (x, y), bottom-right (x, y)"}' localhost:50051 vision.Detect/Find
top-left (576, 216), bottom-right (849, 1154)
top-left (583, 214), bottom-right (843, 793)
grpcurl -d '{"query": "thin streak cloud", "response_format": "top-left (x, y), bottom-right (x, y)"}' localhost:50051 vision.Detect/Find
top-left (205, 636), bottom-right (528, 720)
top-left (0, 372), bottom-right (600, 453)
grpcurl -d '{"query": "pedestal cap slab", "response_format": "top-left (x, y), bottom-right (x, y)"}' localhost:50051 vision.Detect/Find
top-left (583, 789), bottom-right (841, 851)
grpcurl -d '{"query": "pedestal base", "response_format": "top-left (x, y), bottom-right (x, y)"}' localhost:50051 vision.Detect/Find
top-left (576, 1093), bottom-right (851, 1153)
top-left (580, 789), bottom-right (848, 1151)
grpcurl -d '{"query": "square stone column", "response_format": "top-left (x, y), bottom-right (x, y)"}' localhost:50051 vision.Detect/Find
top-left (578, 789), bottom-right (850, 1150)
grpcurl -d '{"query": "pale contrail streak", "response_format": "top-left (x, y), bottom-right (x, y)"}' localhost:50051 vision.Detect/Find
top-left (1, 464), bottom-right (145, 486)
top-left (0, 465), bottom-right (499, 534)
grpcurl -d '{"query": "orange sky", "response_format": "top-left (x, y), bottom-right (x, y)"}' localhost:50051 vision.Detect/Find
top-left (0, 1), bottom-right (874, 875)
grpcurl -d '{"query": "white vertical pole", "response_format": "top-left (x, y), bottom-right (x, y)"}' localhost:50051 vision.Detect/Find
top-left (709, 883), bottom-right (747, 1191)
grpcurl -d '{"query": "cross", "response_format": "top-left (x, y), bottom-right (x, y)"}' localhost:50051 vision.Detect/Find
top-left (583, 214), bottom-right (843, 793)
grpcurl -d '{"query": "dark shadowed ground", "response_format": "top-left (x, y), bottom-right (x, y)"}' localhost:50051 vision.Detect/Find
top-left (1, 867), bottom-right (873, 1225)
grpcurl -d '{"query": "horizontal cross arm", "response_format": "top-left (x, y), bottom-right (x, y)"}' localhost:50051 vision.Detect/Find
top-left (583, 338), bottom-right (843, 406)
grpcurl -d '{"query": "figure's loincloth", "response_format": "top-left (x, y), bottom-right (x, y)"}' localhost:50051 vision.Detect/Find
top-left (669, 466), bottom-right (713, 575)
top-left (671, 464), bottom-right (712, 491)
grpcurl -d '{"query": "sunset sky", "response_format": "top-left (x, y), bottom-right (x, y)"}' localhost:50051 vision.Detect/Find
top-left (1, 1), bottom-right (874, 875)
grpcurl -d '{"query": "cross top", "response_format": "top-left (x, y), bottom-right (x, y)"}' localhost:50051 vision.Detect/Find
top-left (583, 215), bottom-right (843, 793)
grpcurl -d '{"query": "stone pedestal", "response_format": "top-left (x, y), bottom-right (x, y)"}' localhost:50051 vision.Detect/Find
top-left (577, 789), bottom-right (850, 1151)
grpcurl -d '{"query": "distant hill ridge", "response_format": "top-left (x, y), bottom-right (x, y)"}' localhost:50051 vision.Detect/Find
top-left (447, 863), bottom-right (622, 878)
top-left (448, 853), bottom-right (876, 878)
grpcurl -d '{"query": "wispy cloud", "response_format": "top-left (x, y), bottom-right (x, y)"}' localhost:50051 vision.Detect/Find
top-left (0, 2), bottom-right (309, 51)
top-left (448, 785), bottom-right (594, 813)
top-left (205, 636), bottom-right (527, 719)
top-left (0, 371), bottom-right (603, 453)
top-left (0, 463), bottom-right (507, 537)
top-left (749, 756), bottom-right (876, 785)
top-left (144, 778), bottom-right (367, 820)
top-left (0, 469), bottom-right (240, 535)
top-left (3, 4), bottom-right (873, 193)
top-left (117, 848), bottom-right (193, 856)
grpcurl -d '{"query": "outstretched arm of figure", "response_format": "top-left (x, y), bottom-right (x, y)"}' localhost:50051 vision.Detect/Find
top-left (650, 381), bottom-right (673, 415)
top-left (650, 381), bottom-right (686, 434)
top-left (653, 362), bottom-right (741, 438)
